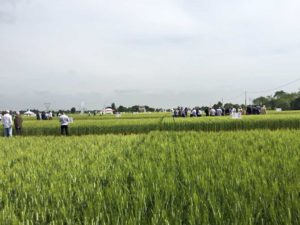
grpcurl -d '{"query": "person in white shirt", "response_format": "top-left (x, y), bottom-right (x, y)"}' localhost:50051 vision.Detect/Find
top-left (191, 108), bottom-right (197, 117)
top-left (49, 111), bottom-right (53, 120)
top-left (231, 108), bottom-right (237, 114)
top-left (216, 108), bottom-right (223, 116)
top-left (209, 108), bottom-right (216, 116)
top-left (2, 110), bottom-right (13, 137)
top-left (261, 105), bottom-right (267, 115)
top-left (59, 112), bottom-right (70, 135)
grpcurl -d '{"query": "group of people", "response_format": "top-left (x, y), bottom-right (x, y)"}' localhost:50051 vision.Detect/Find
top-left (246, 105), bottom-right (267, 115)
top-left (206, 107), bottom-right (244, 116)
top-left (1, 111), bottom-right (70, 137)
top-left (36, 111), bottom-right (53, 120)
top-left (172, 106), bottom-right (264, 118)
top-left (172, 107), bottom-right (191, 117)
top-left (0, 110), bottom-right (23, 137)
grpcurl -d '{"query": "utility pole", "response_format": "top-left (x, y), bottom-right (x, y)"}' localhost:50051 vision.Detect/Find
top-left (245, 90), bottom-right (247, 106)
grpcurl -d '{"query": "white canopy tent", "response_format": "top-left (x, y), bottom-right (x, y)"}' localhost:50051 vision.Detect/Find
top-left (24, 110), bottom-right (36, 116)
top-left (99, 108), bottom-right (114, 115)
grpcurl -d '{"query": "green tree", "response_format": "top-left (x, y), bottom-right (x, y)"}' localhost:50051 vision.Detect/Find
top-left (224, 103), bottom-right (233, 109)
top-left (274, 90), bottom-right (287, 99)
top-left (213, 101), bottom-right (223, 109)
top-left (111, 103), bottom-right (116, 111)
top-left (130, 105), bottom-right (139, 112)
top-left (145, 106), bottom-right (155, 112)
top-left (253, 96), bottom-right (269, 106)
top-left (274, 98), bottom-right (290, 110)
top-left (117, 105), bottom-right (127, 112)
top-left (70, 107), bottom-right (76, 114)
top-left (290, 97), bottom-right (300, 110)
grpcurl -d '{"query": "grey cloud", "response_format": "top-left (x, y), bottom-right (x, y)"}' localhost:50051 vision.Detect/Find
top-left (0, 0), bottom-right (31, 7)
top-left (1, 0), bottom-right (300, 109)
top-left (0, 0), bottom-right (30, 23)
top-left (33, 90), bottom-right (51, 97)
top-left (0, 11), bottom-right (15, 23)
top-left (269, 44), bottom-right (300, 56)
top-left (112, 89), bottom-right (223, 108)
top-left (114, 89), bottom-right (143, 95)
top-left (125, 35), bottom-right (195, 46)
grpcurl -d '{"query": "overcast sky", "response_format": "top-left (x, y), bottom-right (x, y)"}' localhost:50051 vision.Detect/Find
top-left (1, 0), bottom-right (300, 110)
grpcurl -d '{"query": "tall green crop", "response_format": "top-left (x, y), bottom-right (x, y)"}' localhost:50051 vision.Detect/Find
top-left (0, 130), bottom-right (299, 224)
top-left (15, 112), bottom-right (300, 136)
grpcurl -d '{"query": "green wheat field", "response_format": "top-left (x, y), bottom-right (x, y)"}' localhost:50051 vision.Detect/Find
top-left (0, 112), bottom-right (299, 224)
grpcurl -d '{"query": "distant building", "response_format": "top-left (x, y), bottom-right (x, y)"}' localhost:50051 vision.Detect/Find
top-left (102, 108), bottom-right (114, 114)
top-left (138, 106), bottom-right (146, 113)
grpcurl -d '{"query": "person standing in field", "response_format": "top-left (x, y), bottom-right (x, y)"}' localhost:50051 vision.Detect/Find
top-left (49, 111), bottom-right (53, 120)
top-left (36, 111), bottom-right (41, 120)
top-left (59, 112), bottom-right (70, 135)
top-left (204, 107), bottom-right (209, 116)
top-left (216, 107), bottom-right (223, 116)
top-left (261, 105), bottom-right (267, 115)
top-left (14, 111), bottom-right (23, 135)
top-left (2, 110), bottom-right (13, 137)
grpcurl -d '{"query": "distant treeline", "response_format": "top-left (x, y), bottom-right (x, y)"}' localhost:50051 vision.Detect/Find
top-left (252, 90), bottom-right (300, 110)
top-left (12, 90), bottom-right (300, 113)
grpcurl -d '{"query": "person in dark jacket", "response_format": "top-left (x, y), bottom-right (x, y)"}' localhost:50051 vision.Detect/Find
top-left (14, 111), bottom-right (23, 135)
top-left (204, 107), bottom-right (209, 117)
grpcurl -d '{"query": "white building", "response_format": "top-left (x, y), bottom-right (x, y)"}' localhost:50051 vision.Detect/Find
top-left (101, 108), bottom-right (114, 114)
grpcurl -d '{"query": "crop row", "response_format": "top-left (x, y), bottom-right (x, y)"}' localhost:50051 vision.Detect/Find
top-left (0, 130), bottom-right (299, 224)
top-left (22, 113), bottom-right (169, 121)
top-left (10, 114), bottom-right (300, 136)
top-left (162, 115), bottom-right (300, 132)
top-left (20, 119), bottom-right (161, 136)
